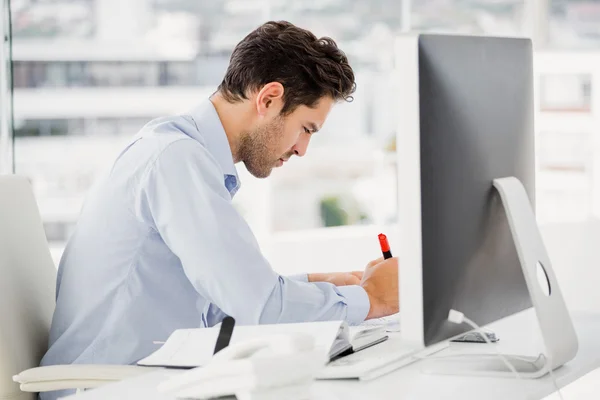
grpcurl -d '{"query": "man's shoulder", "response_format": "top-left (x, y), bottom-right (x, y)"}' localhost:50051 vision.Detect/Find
top-left (120, 115), bottom-right (216, 170)
top-left (110, 115), bottom-right (214, 183)
top-left (140, 115), bottom-right (207, 152)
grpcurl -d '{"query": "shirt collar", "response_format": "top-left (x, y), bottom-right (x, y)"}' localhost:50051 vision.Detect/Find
top-left (186, 99), bottom-right (240, 196)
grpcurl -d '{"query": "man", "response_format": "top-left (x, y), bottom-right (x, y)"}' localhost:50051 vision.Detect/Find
top-left (40, 20), bottom-right (398, 399)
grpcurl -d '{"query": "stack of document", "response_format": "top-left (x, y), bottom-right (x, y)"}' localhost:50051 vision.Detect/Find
top-left (137, 320), bottom-right (388, 369)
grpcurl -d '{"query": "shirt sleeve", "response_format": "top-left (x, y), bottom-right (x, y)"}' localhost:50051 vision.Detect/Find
top-left (136, 139), bottom-right (369, 326)
top-left (287, 273), bottom-right (309, 283)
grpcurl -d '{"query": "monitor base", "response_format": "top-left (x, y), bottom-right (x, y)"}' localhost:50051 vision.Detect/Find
top-left (423, 177), bottom-right (578, 379)
top-left (420, 352), bottom-right (550, 379)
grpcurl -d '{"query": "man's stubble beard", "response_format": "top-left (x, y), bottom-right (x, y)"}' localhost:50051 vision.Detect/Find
top-left (238, 116), bottom-right (285, 179)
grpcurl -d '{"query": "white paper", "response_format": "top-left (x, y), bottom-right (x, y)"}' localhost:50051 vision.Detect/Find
top-left (138, 321), bottom-right (344, 368)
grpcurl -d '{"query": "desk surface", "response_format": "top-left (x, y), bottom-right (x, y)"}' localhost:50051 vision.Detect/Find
top-left (63, 310), bottom-right (600, 400)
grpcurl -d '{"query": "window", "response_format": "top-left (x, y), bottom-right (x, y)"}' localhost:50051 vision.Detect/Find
top-left (116, 117), bottom-right (151, 134)
top-left (550, 0), bottom-right (600, 48)
top-left (46, 62), bottom-right (68, 86)
top-left (96, 61), bottom-right (157, 87)
top-left (12, 61), bottom-right (30, 88)
top-left (14, 119), bottom-right (85, 137)
top-left (14, 117), bottom-right (154, 138)
top-left (7, 0), bottom-right (599, 267)
top-left (411, 1), bottom-right (524, 36)
top-left (537, 131), bottom-right (591, 172)
top-left (29, 62), bottom-right (48, 88)
top-left (536, 130), bottom-right (594, 223)
top-left (66, 62), bottom-right (88, 87)
top-left (87, 118), bottom-right (119, 135)
top-left (12, 61), bottom-right (200, 88)
top-left (539, 74), bottom-right (592, 112)
top-left (161, 61), bottom-right (197, 86)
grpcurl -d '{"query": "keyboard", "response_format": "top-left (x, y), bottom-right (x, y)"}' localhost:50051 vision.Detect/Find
top-left (317, 314), bottom-right (447, 381)
top-left (318, 340), bottom-right (418, 380)
top-left (360, 313), bottom-right (401, 332)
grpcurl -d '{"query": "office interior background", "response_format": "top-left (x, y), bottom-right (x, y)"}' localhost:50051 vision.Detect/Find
top-left (0, 0), bottom-right (599, 312)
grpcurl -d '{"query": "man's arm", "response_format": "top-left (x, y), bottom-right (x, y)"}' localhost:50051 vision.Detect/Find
top-left (136, 139), bottom-right (370, 325)
top-left (287, 273), bottom-right (309, 283)
top-left (289, 273), bottom-right (363, 286)
top-left (205, 272), bottom-right (363, 326)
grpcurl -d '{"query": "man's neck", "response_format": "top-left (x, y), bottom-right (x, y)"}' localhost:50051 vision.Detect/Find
top-left (209, 93), bottom-right (252, 163)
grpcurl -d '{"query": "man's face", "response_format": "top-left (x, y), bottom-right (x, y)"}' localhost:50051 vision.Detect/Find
top-left (239, 96), bottom-right (334, 178)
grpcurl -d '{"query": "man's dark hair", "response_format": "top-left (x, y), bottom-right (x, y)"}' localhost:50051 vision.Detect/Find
top-left (217, 21), bottom-right (356, 115)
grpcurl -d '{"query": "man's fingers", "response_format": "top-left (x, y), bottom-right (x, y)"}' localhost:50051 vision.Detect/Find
top-left (350, 271), bottom-right (363, 279)
top-left (344, 274), bottom-right (362, 285)
top-left (366, 257), bottom-right (384, 269)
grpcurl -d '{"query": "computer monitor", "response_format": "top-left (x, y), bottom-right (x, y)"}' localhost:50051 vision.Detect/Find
top-left (396, 33), bottom-right (535, 348)
top-left (394, 34), bottom-right (577, 375)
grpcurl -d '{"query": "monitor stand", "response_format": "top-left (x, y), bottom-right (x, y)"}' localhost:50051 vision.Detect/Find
top-left (422, 177), bottom-right (579, 379)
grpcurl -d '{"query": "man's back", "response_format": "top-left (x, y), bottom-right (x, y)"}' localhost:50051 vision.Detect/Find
top-left (41, 114), bottom-right (216, 373)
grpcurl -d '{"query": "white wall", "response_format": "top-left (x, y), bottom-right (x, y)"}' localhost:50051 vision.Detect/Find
top-left (541, 218), bottom-right (600, 313)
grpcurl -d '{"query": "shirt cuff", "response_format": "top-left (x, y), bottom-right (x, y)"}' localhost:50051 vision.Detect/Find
top-left (287, 273), bottom-right (309, 283)
top-left (337, 285), bottom-right (370, 325)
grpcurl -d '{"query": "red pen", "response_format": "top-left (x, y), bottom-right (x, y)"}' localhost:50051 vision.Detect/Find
top-left (378, 233), bottom-right (392, 259)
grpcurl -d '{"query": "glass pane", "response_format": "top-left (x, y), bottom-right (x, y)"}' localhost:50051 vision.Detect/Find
top-left (9, 0), bottom-right (599, 267)
top-left (538, 131), bottom-right (591, 173)
top-left (406, 1), bottom-right (598, 226)
top-left (539, 74), bottom-right (592, 112)
top-left (549, 0), bottom-right (600, 49)
top-left (411, 0), bottom-right (524, 36)
top-left (265, 6), bottom-right (400, 233)
top-left (9, 1), bottom-right (390, 257)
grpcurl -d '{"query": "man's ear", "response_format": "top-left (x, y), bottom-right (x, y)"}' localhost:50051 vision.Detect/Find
top-left (255, 82), bottom-right (284, 116)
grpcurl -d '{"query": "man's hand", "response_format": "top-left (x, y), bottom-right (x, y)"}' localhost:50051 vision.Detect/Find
top-left (307, 272), bottom-right (363, 286)
top-left (360, 257), bottom-right (399, 320)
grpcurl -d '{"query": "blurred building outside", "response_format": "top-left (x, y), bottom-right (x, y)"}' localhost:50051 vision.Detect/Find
top-left (5, 0), bottom-right (600, 265)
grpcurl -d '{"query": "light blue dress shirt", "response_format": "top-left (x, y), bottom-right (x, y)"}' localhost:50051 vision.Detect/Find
top-left (39, 99), bottom-right (369, 400)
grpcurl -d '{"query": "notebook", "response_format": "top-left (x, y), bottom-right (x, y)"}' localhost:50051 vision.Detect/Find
top-left (137, 321), bottom-right (388, 369)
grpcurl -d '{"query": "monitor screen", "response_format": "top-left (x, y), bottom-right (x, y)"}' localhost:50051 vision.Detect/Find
top-left (416, 34), bottom-right (535, 346)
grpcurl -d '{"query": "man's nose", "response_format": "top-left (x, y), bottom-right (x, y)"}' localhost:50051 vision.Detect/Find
top-left (292, 134), bottom-right (310, 157)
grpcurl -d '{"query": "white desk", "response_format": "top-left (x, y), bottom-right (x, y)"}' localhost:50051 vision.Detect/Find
top-left (63, 310), bottom-right (600, 400)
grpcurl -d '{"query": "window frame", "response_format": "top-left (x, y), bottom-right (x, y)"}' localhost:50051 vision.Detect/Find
top-left (0, 0), bottom-right (13, 174)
